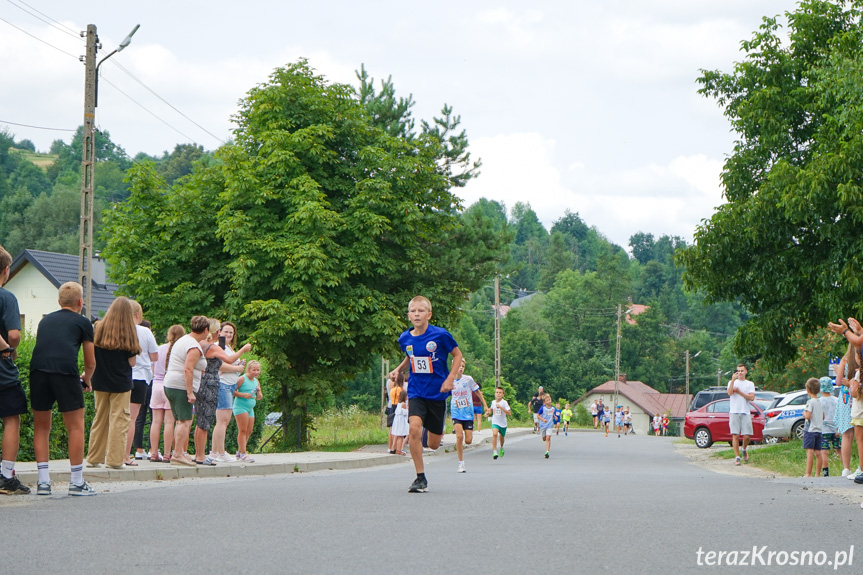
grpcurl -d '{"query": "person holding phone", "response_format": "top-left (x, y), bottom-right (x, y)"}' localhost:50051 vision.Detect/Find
top-left (211, 321), bottom-right (246, 462)
top-left (727, 363), bottom-right (756, 466)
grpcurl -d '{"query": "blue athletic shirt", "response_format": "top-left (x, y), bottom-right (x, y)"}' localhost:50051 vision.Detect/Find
top-left (451, 375), bottom-right (479, 420)
top-left (538, 405), bottom-right (555, 429)
top-left (398, 324), bottom-right (458, 402)
top-left (553, 408), bottom-right (561, 423)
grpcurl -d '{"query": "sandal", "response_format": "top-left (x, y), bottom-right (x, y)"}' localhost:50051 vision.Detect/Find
top-left (149, 453), bottom-right (163, 462)
top-left (123, 460), bottom-right (139, 467)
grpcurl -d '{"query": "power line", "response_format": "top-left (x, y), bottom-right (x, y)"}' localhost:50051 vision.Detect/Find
top-left (4, 0), bottom-right (81, 40)
top-left (0, 15), bottom-right (79, 59)
top-left (109, 61), bottom-right (227, 146)
top-left (98, 75), bottom-right (198, 144)
top-left (0, 119), bottom-right (75, 131)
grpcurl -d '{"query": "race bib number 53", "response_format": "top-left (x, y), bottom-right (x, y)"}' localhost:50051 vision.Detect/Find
top-left (412, 356), bottom-right (432, 374)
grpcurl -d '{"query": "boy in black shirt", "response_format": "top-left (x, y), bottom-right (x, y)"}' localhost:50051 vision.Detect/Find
top-left (0, 245), bottom-right (29, 495)
top-left (30, 281), bottom-right (97, 495)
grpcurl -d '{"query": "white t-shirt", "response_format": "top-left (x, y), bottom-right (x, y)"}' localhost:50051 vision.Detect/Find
top-left (162, 334), bottom-right (206, 392)
top-left (490, 399), bottom-right (510, 428)
top-left (218, 345), bottom-right (241, 387)
top-left (728, 378), bottom-right (755, 414)
top-left (132, 325), bottom-right (159, 382)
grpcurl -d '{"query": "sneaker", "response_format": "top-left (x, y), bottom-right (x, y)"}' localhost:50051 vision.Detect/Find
top-left (68, 481), bottom-right (97, 496)
top-left (842, 468), bottom-right (851, 477)
top-left (742, 449), bottom-right (749, 463)
top-left (134, 452), bottom-right (147, 460)
top-left (237, 453), bottom-right (256, 463)
top-left (565, 432), bottom-right (568, 436)
top-left (408, 476), bottom-right (428, 493)
top-left (499, 447), bottom-right (504, 457)
top-left (493, 451), bottom-right (499, 460)
top-left (734, 456), bottom-right (741, 466)
top-left (457, 461), bottom-right (466, 473)
top-left (847, 467), bottom-right (862, 480)
top-left (0, 475), bottom-right (30, 495)
top-left (195, 457), bottom-right (217, 466)
top-left (216, 453), bottom-right (235, 463)
top-left (36, 482), bottom-right (52, 496)
top-left (544, 451), bottom-right (549, 459)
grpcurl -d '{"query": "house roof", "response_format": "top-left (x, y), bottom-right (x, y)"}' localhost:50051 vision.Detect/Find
top-left (9, 249), bottom-right (118, 321)
top-left (625, 303), bottom-right (649, 325)
top-left (577, 379), bottom-right (691, 419)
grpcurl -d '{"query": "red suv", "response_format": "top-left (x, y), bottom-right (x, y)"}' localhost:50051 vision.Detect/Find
top-left (684, 398), bottom-right (765, 448)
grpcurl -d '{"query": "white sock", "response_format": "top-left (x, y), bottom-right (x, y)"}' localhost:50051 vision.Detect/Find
top-left (1, 460), bottom-right (14, 479)
top-left (37, 462), bottom-right (49, 484)
top-left (70, 464), bottom-right (83, 485)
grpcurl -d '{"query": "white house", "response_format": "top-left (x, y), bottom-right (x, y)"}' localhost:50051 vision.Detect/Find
top-left (5, 249), bottom-right (117, 333)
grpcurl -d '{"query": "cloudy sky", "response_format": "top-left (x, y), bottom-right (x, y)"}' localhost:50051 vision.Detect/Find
top-left (0, 1), bottom-right (800, 248)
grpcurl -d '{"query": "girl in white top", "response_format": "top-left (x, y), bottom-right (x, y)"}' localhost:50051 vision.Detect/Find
top-left (391, 389), bottom-right (409, 455)
top-left (147, 324), bottom-right (185, 462)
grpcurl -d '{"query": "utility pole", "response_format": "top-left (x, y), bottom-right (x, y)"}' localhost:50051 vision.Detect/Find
top-left (717, 368), bottom-right (722, 387)
top-left (78, 24), bottom-right (98, 319)
top-left (494, 275), bottom-right (501, 388)
top-left (685, 349), bottom-right (690, 403)
top-left (78, 23), bottom-right (139, 319)
top-left (613, 304), bottom-right (622, 411)
top-left (380, 356), bottom-right (390, 429)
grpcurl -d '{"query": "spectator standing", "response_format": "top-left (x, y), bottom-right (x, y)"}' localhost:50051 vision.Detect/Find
top-left (85, 297), bottom-right (141, 469)
top-left (126, 301), bottom-right (158, 465)
top-left (29, 281), bottom-right (96, 495)
top-left (162, 316), bottom-right (209, 467)
top-left (211, 321), bottom-right (245, 462)
top-left (148, 325), bottom-right (185, 462)
top-left (727, 363), bottom-right (756, 466)
top-left (0, 246), bottom-right (29, 495)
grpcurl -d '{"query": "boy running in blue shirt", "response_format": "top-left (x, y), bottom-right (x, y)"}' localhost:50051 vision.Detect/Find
top-left (553, 402), bottom-right (562, 435)
top-left (389, 296), bottom-right (462, 493)
top-left (537, 394), bottom-right (555, 458)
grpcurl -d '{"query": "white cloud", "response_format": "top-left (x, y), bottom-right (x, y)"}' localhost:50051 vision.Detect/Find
top-left (460, 133), bottom-right (725, 249)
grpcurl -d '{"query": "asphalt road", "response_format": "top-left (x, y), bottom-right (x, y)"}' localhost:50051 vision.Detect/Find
top-left (5, 432), bottom-right (862, 574)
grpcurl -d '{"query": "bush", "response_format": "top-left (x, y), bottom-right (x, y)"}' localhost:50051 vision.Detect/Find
top-left (574, 402), bottom-right (592, 426)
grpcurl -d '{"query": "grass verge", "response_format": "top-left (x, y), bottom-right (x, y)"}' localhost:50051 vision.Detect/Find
top-left (713, 439), bottom-right (857, 477)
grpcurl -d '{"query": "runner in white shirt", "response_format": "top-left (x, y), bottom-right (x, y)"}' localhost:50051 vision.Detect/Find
top-left (487, 386), bottom-right (511, 460)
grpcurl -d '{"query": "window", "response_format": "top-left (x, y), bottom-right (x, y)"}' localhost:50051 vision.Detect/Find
top-left (708, 400), bottom-right (730, 413)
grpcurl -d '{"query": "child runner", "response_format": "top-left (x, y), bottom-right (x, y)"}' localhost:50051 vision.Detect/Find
top-left (233, 361), bottom-right (262, 462)
top-left (623, 408), bottom-right (632, 435)
top-left (615, 406), bottom-right (623, 438)
top-left (653, 413), bottom-right (661, 436)
top-left (537, 393), bottom-right (555, 458)
top-left (553, 402), bottom-right (562, 435)
top-left (661, 414), bottom-right (669, 436)
top-left (488, 386), bottom-right (511, 459)
top-left (602, 409), bottom-right (611, 437)
top-left (388, 296), bottom-right (462, 493)
top-left (451, 358), bottom-right (484, 473)
top-left (391, 389), bottom-right (409, 455)
top-left (590, 400), bottom-right (598, 429)
top-left (561, 403), bottom-right (572, 436)
top-left (802, 377), bottom-right (825, 478)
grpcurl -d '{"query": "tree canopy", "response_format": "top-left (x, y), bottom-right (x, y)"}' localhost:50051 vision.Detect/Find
top-left (678, 0), bottom-right (863, 369)
top-left (102, 60), bottom-right (507, 447)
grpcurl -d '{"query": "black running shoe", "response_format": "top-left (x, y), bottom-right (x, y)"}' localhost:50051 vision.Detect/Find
top-left (0, 474), bottom-right (31, 495)
top-left (408, 476), bottom-right (428, 493)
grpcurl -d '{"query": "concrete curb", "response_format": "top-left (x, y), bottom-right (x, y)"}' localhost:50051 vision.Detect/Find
top-left (13, 427), bottom-right (535, 485)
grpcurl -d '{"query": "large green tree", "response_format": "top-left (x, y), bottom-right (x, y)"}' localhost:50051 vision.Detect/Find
top-left (678, 0), bottom-right (863, 370)
top-left (104, 60), bottom-right (505, 448)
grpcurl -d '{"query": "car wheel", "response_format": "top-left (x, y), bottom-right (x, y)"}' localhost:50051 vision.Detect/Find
top-left (791, 420), bottom-right (804, 441)
top-left (694, 427), bottom-right (713, 448)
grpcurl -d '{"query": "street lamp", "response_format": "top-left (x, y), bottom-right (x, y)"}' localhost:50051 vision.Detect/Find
top-left (78, 24), bottom-right (139, 319)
